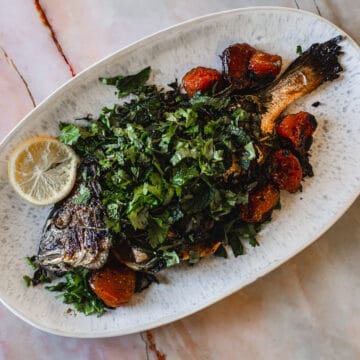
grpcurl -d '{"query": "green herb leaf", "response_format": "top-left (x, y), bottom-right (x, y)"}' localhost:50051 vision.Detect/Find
top-left (202, 138), bottom-right (214, 160)
top-left (229, 235), bottom-right (244, 257)
top-left (232, 108), bottom-right (250, 122)
top-left (128, 207), bottom-right (149, 230)
top-left (190, 94), bottom-right (230, 110)
top-left (244, 142), bottom-right (256, 160)
top-left (183, 183), bottom-right (215, 214)
top-left (26, 256), bottom-right (37, 270)
top-left (148, 217), bottom-right (170, 248)
top-left (240, 224), bottom-right (260, 247)
top-left (23, 275), bottom-right (31, 287)
top-left (172, 165), bottom-right (199, 186)
top-left (99, 66), bottom-right (151, 98)
top-left (296, 45), bottom-right (303, 55)
top-left (59, 124), bottom-right (81, 145)
top-left (46, 268), bottom-right (105, 316)
top-left (170, 142), bottom-right (198, 166)
top-left (162, 250), bottom-right (180, 267)
top-left (159, 122), bottom-right (177, 152)
top-left (73, 184), bottom-right (91, 205)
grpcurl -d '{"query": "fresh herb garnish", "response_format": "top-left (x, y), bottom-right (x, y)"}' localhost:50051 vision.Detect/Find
top-left (26, 66), bottom-right (272, 315)
top-left (60, 67), bottom-right (267, 258)
top-left (296, 45), bottom-right (303, 56)
top-left (46, 268), bottom-right (106, 316)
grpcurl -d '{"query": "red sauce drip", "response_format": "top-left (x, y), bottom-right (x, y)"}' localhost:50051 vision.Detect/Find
top-left (34, 0), bottom-right (76, 77)
top-left (146, 331), bottom-right (166, 360)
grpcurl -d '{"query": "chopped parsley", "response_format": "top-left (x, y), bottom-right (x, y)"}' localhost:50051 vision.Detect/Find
top-left (58, 67), bottom-right (272, 263)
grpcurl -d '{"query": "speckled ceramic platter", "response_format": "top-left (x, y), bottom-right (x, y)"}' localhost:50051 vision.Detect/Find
top-left (1, 7), bottom-right (360, 338)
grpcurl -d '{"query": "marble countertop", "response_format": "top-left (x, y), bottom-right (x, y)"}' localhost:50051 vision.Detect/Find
top-left (1, 1), bottom-right (360, 359)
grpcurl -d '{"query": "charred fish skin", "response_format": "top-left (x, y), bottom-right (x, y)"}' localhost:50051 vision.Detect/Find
top-left (37, 162), bottom-right (111, 272)
top-left (261, 36), bottom-right (343, 134)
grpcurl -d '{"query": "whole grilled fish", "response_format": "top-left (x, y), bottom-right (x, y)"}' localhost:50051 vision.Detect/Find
top-left (37, 37), bottom-right (343, 274)
top-left (37, 162), bottom-right (111, 272)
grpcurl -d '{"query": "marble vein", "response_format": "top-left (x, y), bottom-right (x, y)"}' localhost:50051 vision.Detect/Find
top-left (0, 47), bottom-right (36, 107)
top-left (34, 0), bottom-right (76, 77)
top-left (140, 332), bottom-right (150, 360)
top-left (313, 0), bottom-right (322, 16)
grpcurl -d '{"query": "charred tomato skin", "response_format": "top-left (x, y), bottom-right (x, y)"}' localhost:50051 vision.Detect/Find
top-left (182, 66), bottom-right (222, 97)
top-left (248, 51), bottom-right (282, 78)
top-left (89, 262), bottom-right (136, 307)
top-left (270, 149), bottom-right (303, 193)
top-left (240, 183), bottom-right (280, 223)
top-left (277, 112), bottom-right (317, 152)
top-left (221, 43), bottom-right (256, 86)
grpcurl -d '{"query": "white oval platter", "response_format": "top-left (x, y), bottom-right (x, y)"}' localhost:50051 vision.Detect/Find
top-left (0, 7), bottom-right (360, 337)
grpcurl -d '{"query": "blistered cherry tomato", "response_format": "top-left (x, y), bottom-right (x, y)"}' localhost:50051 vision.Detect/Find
top-left (277, 112), bottom-right (317, 152)
top-left (240, 184), bottom-right (280, 223)
top-left (89, 263), bottom-right (136, 307)
top-left (182, 66), bottom-right (222, 97)
top-left (221, 43), bottom-right (256, 86)
top-left (270, 150), bottom-right (303, 193)
top-left (248, 51), bottom-right (282, 78)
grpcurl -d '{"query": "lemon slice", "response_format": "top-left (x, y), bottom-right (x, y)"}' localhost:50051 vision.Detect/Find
top-left (8, 136), bottom-right (80, 205)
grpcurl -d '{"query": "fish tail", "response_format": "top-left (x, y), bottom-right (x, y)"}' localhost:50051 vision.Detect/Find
top-left (285, 35), bottom-right (343, 83)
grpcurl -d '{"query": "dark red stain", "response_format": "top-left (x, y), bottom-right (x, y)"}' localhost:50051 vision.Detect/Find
top-left (146, 331), bottom-right (166, 360)
top-left (34, 0), bottom-right (76, 77)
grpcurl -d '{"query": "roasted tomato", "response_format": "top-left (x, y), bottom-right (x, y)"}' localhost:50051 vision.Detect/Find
top-left (221, 43), bottom-right (256, 86)
top-left (248, 51), bottom-right (282, 78)
top-left (270, 149), bottom-right (303, 193)
top-left (240, 184), bottom-right (280, 223)
top-left (276, 112), bottom-right (317, 152)
top-left (89, 262), bottom-right (136, 307)
top-left (182, 66), bottom-right (222, 97)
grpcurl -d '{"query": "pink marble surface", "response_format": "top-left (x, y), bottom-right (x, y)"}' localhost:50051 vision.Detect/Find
top-left (0, 1), bottom-right (360, 359)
